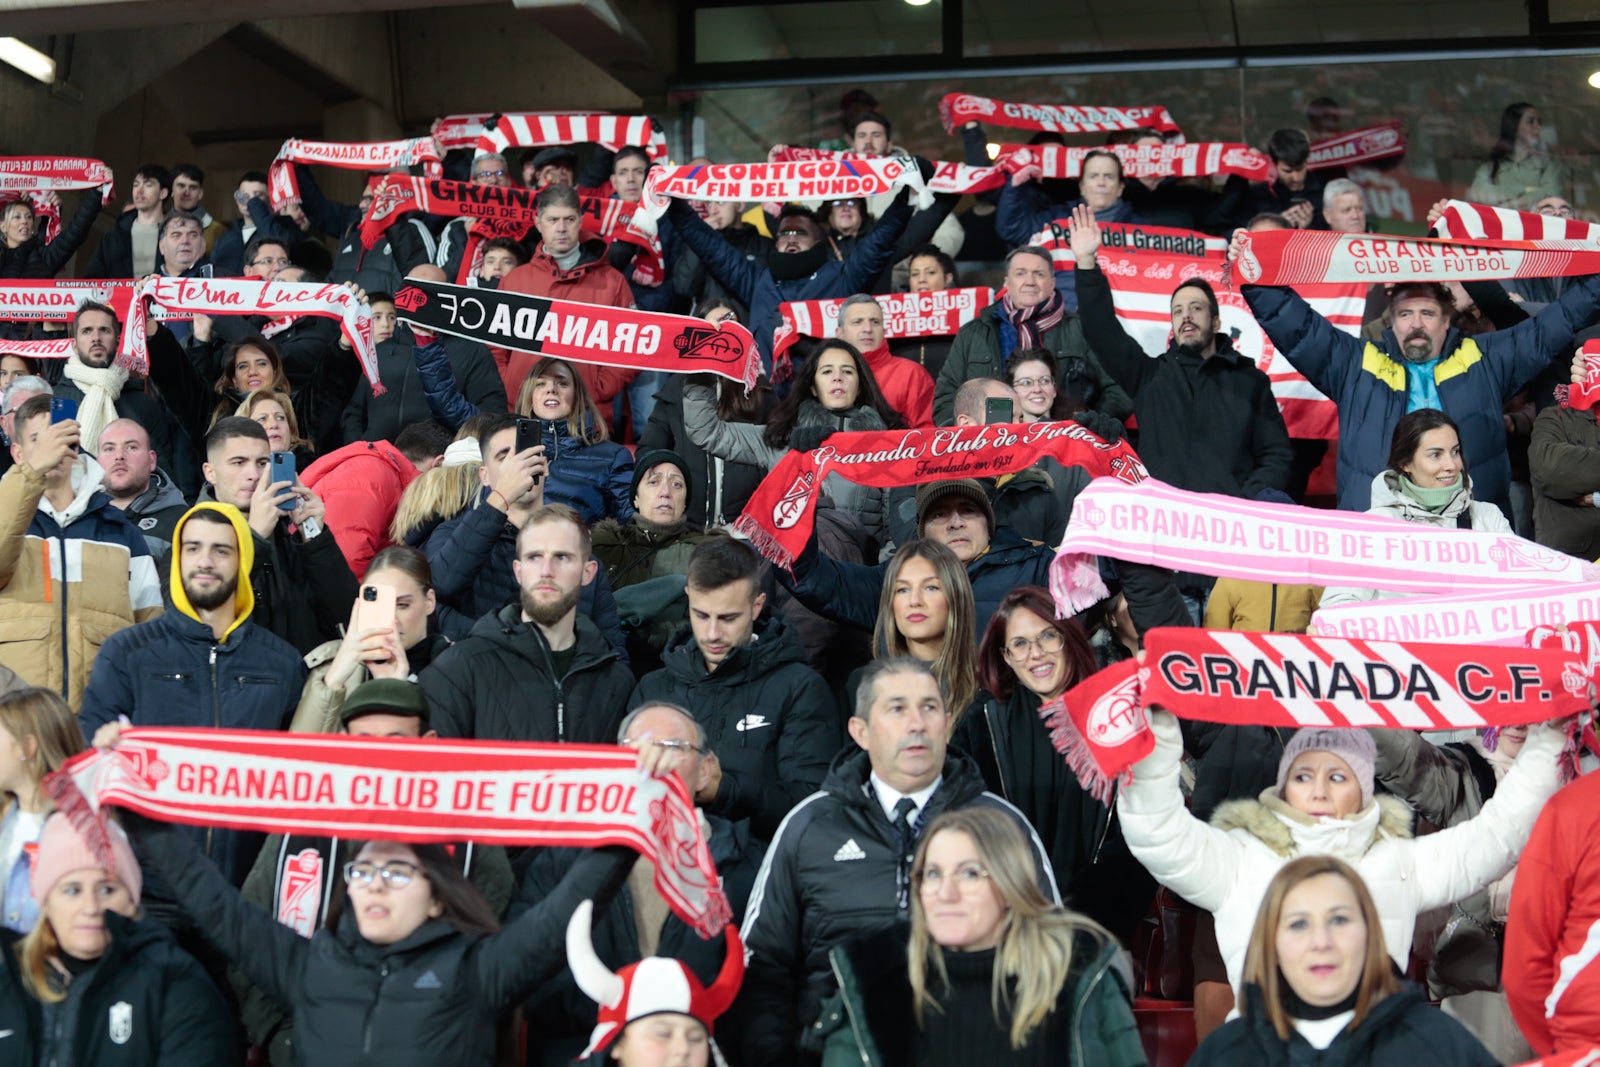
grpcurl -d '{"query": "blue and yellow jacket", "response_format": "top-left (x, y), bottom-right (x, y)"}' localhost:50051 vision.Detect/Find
top-left (1243, 274), bottom-right (1600, 512)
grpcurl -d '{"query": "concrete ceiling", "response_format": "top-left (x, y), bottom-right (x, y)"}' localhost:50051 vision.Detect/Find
top-left (0, 0), bottom-right (486, 34)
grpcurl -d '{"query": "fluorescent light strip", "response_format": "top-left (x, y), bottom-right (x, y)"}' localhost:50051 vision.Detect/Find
top-left (0, 38), bottom-right (55, 85)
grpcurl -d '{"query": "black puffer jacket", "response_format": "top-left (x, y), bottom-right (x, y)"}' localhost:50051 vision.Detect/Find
top-left (1189, 982), bottom-right (1498, 1067)
top-left (738, 747), bottom-right (1058, 1067)
top-left (1075, 263), bottom-right (1294, 499)
top-left (341, 331), bottom-right (506, 445)
top-left (247, 519), bottom-right (361, 657)
top-left (128, 814), bottom-right (632, 1067)
top-left (957, 686), bottom-right (1154, 944)
top-left (0, 911), bottom-right (241, 1066)
top-left (421, 603), bottom-right (635, 745)
top-left (0, 189), bottom-right (100, 280)
top-left (630, 616), bottom-right (841, 839)
top-left (420, 488), bottom-right (625, 656)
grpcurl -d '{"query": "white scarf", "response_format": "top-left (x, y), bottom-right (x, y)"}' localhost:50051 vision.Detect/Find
top-left (60, 355), bottom-right (129, 452)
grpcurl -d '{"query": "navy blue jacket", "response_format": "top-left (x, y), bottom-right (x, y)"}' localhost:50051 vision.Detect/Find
top-left (995, 186), bottom-right (1145, 312)
top-left (80, 605), bottom-right (305, 886)
top-left (421, 487), bottom-right (626, 657)
top-left (665, 195), bottom-right (912, 369)
top-left (1244, 273), bottom-right (1600, 512)
top-left (210, 197), bottom-right (302, 278)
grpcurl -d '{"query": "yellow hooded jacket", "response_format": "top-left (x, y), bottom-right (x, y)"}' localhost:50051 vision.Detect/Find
top-left (168, 502), bottom-right (256, 642)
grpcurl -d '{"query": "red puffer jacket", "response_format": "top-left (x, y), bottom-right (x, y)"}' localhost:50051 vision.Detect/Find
top-left (301, 439), bottom-right (421, 576)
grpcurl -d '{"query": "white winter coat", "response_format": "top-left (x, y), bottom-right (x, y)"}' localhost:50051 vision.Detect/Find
top-left (1320, 470), bottom-right (1512, 608)
top-left (1120, 710), bottom-right (1563, 994)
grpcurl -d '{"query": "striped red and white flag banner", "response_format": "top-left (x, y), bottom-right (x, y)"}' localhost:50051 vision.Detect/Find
top-left (434, 110), bottom-right (607, 152)
top-left (474, 113), bottom-right (668, 163)
top-left (1051, 477), bottom-right (1600, 615)
top-left (771, 287), bottom-right (995, 363)
top-left (267, 137), bottom-right (441, 211)
top-left (1031, 220), bottom-right (1351, 439)
top-left (47, 728), bottom-right (732, 937)
top-left (938, 93), bottom-right (1182, 137)
top-left (1042, 628), bottom-right (1588, 801)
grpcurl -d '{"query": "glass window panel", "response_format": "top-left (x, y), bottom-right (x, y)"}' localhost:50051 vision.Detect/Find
top-left (694, 2), bottom-right (942, 64)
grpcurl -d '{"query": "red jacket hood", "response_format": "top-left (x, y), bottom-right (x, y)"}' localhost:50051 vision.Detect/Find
top-left (301, 439), bottom-right (418, 487)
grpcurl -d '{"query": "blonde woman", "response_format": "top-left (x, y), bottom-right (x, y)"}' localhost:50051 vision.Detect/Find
top-left (389, 414), bottom-right (497, 547)
top-left (513, 357), bottom-right (634, 524)
top-left (237, 386), bottom-right (314, 464)
top-left (822, 808), bottom-right (1143, 1066)
top-left (1191, 855), bottom-right (1496, 1065)
top-left (0, 812), bottom-right (239, 1061)
top-left (0, 688), bottom-right (84, 934)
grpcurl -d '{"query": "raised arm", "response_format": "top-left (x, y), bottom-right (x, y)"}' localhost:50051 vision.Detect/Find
top-left (1240, 282), bottom-right (1366, 400)
top-left (1407, 722), bottom-right (1565, 913)
top-left (33, 189), bottom-right (103, 277)
top-left (472, 844), bottom-right (634, 1009)
top-left (1070, 206), bottom-right (1157, 396)
top-left (1118, 709), bottom-right (1246, 913)
top-left (681, 380), bottom-right (784, 470)
top-left (1486, 273), bottom-right (1600, 397)
top-left (125, 812), bottom-right (311, 1008)
top-left (664, 199), bottom-right (760, 309)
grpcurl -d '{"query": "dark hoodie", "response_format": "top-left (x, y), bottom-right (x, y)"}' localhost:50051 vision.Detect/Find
top-left (630, 616), bottom-right (840, 840)
top-left (121, 465), bottom-right (189, 555)
top-left (80, 502), bottom-right (307, 885)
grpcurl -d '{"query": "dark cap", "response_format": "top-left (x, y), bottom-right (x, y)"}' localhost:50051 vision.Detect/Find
top-left (630, 448), bottom-right (691, 511)
top-left (529, 146), bottom-right (579, 172)
top-left (915, 479), bottom-right (995, 535)
top-left (339, 678), bottom-right (429, 729)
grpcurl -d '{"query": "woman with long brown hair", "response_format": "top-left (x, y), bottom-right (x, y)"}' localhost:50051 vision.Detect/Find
top-left (961, 586), bottom-right (1154, 944)
top-left (821, 808), bottom-right (1143, 1066)
top-left (513, 356), bottom-right (634, 524)
top-left (1191, 856), bottom-right (1496, 1065)
top-left (682, 338), bottom-right (902, 540)
top-left (860, 539), bottom-right (978, 721)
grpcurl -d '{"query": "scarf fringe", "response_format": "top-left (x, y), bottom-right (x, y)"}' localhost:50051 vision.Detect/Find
top-left (730, 516), bottom-right (794, 572)
top-left (1038, 696), bottom-right (1122, 805)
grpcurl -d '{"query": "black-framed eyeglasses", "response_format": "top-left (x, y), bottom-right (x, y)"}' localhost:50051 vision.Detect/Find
top-left (474, 169), bottom-right (507, 180)
top-left (343, 860), bottom-right (424, 889)
top-left (251, 256), bottom-right (290, 268)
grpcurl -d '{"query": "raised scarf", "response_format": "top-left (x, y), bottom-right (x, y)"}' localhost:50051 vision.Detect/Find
top-left (1042, 627), bottom-right (1587, 802)
top-left (472, 113), bottom-right (668, 162)
top-left (938, 93), bottom-right (1181, 136)
top-left (1051, 477), bottom-right (1600, 615)
top-left (391, 276), bottom-right (761, 390)
top-left (733, 421), bottom-right (1147, 570)
top-left (1312, 582), bottom-right (1600, 647)
top-left (1308, 123), bottom-right (1407, 170)
top-left (1226, 227), bottom-right (1600, 287)
top-left (637, 159), bottom-right (931, 234)
top-left (267, 137), bottom-right (441, 211)
top-left (0, 156), bottom-right (115, 204)
top-left (46, 728), bottom-right (731, 937)
top-left (60, 356), bottom-right (128, 452)
top-left (771, 287), bottom-right (996, 366)
top-left (1002, 142), bottom-right (1273, 183)
top-left (115, 277), bottom-right (381, 393)
top-left (1000, 289), bottom-right (1065, 355)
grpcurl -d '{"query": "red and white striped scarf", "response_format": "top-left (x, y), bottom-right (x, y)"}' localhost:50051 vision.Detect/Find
top-left (114, 277), bottom-right (380, 392)
top-left (938, 93), bottom-right (1182, 137)
top-left (1045, 628), bottom-right (1587, 802)
top-left (1432, 198), bottom-right (1600, 243)
top-left (638, 159), bottom-right (931, 231)
top-left (1227, 226), bottom-right (1600, 287)
top-left (771, 287), bottom-right (995, 364)
top-left (268, 137), bottom-right (441, 210)
top-left (1002, 142), bottom-right (1273, 183)
top-left (0, 156), bottom-right (115, 204)
top-left (474, 113), bottom-right (668, 163)
top-left (1309, 122), bottom-right (1407, 170)
top-left (47, 729), bottom-right (731, 937)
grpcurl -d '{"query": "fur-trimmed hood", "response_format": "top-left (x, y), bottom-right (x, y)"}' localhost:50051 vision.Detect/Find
top-left (1210, 789), bottom-right (1414, 859)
